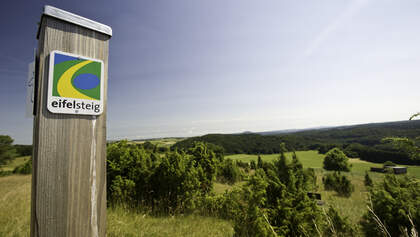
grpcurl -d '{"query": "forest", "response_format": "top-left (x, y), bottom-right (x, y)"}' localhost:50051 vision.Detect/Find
top-left (173, 120), bottom-right (420, 165)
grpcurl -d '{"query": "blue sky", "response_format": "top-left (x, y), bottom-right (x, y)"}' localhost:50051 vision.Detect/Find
top-left (1, 0), bottom-right (419, 144)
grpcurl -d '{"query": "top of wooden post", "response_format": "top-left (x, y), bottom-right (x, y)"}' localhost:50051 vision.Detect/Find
top-left (37, 5), bottom-right (112, 39)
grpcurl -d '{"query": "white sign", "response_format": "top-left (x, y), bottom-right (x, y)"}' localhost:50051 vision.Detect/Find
top-left (47, 51), bottom-right (104, 115)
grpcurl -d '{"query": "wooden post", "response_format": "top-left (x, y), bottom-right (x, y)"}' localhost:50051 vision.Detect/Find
top-left (31, 6), bottom-right (111, 237)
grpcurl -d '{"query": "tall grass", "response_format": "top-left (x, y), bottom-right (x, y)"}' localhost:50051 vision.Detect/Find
top-left (107, 206), bottom-right (233, 237)
top-left (0, 175), bottom-right (31, 237)
top-left (0, 174), bottom-right (233, 237)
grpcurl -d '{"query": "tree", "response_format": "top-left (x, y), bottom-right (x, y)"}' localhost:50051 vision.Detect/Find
top-left (0, 135), bottom-right (16, 167)
top-left (323, 148), bottom-right (351, 171)
top-left (257, 155), bottom-right (263, 169)
top-left (382, 113), bottom-right (420, 161)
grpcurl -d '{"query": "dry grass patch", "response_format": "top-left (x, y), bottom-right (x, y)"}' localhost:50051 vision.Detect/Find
top-left (107, 206), bottom-right (233, 237)
top-left (0, 175), bottom-right (31, 237)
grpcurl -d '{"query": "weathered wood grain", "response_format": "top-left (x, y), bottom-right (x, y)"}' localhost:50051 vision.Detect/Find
top-left (31, 15), bottom-right (110, 237)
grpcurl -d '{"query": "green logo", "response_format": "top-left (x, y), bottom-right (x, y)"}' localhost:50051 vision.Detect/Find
top-left (53, 52), bottom-right (101, 100)
top-left (48, 51), bottom-right (104, 115)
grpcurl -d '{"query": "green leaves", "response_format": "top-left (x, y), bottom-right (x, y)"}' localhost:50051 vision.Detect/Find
top-left (361, 175), bottom-right (420, 236)
top-left (323, 172), bottom-right (354, 197)
top-left (323, 148), bottom-right (351, 172)
top-left (382, 137), bottom-right (420, 161)
top-left (0, 135), bottom-right (17, 167)
top-left (106, 141), bottom-right (221, 214)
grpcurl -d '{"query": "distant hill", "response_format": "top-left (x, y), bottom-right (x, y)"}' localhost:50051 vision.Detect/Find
top-left (258, 126), bottom-right (331, 135)
top-left (276, 120), bottom-right (420, 146)
top-left (172, 120), bottom-right (420, 165)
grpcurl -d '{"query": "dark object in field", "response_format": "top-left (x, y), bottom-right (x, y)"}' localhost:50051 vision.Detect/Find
top-left (370, 167), bottom-right (385, 173)
top-left (370, 166), bottom-right (407, 174)
top-left (307, 192), bottom-right (321, 200)
top-left (392, 167), bottom-right (407, 174)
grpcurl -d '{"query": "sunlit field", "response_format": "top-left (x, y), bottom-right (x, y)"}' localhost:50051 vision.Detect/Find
top-left (0, 155), bottom-right (233, 237)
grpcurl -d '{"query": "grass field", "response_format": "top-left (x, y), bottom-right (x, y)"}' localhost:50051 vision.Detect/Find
top-left (227, 151), bottom-right (420, 226)
top-left (0, 174), bottom-right (233, 237)
top-left (130, 138), bottom-right (183, 148)
top-left (0, 175), bottom-right (31, 236)
top-left (0, 154), bottom-right (233, 237)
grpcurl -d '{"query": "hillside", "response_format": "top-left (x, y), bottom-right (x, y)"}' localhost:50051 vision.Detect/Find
top-left (275, 120), bottom-right (420, 145)
top-left (172, 120), bottom-right (420, 164)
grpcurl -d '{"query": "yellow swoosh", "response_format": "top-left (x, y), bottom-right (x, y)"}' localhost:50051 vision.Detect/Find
top-left (57, 60), bottom-right (95, 100)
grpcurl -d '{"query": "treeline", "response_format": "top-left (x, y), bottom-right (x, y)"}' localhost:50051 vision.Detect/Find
top-left (172, 133), bottom-right (292, 154)
top-left (172, 120), bottom-right (420, 165)
top-left (285, 120), bottom-right (420, 146)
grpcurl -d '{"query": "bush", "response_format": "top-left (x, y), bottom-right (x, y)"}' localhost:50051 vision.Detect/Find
top-left (324, 206), bottom-right (357, 236)
top-left (235, 160), bottom-right (249, 169)
top-left (304, 168), bottom-right (318, 191)
top-left (14, 145), bottom-right (32, 156)
top-left (107, 140), bottom-right (214, 214)
top-left (360, 175), bottom-right (420, 237)
top-left (323, 148), bottom-right (351, 172)
top-left (13, 158), bottom-right (32, 174)
top-left (364, 172), bottom-right (373, 187)
top-left (250, 160), bottom-right (256, 170)
top-left (383, 160), bottom-right (396, 167)
top-left (217, 159), bottom-right (242, 184)
top-left (323, 172), bottom-right (354, 197)
top-left (233, 170), bottom-right (274, 237)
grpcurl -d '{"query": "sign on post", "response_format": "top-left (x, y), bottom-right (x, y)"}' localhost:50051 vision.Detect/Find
top-left (31, 6), bottom-right (111, 237)
top-left (47, 51), bottom-right (104, 115)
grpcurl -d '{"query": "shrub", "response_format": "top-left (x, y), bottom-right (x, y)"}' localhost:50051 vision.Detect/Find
top-left (323, 148), bottom-right (351, 172)
top-left (360, 175), bottom-right (420, 237)
top-left (364, 172), bottom-right (373, 187)
top-left (187, 142), bottom-right (219, 194)
top-left (13, 158), bottom-right (32, 174)
top-left (217, 159), bottom-right (242, 184)
top-left (233, 169), bottom-right (274, 237)
top-left (323, 172), bottom-right (354, 197)
top-left (14, 144), bottom-right (32, 156)
top-left (383, 160), bottom-right (396, 167)
top-left (235, 160), bottom-right (249, 169)
top-left (106, 140), bottom-right (216, 214)
top-left (324, 206), bottom-right (357, 236)
top-left (304, 168), bottom-right (317, 191)
top-left (250, 160), bottom-right (256, 170)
